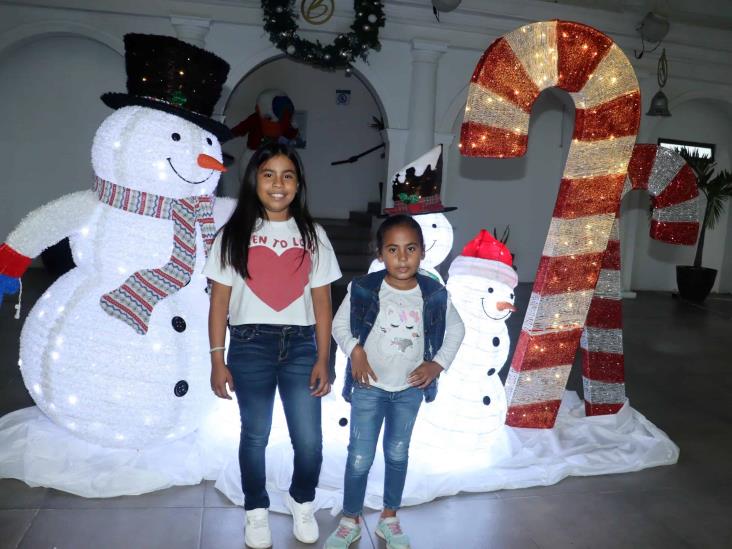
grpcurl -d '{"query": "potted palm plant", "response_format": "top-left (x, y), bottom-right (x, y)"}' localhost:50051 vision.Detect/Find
top-left (676, 150), bottom-right (732, 302)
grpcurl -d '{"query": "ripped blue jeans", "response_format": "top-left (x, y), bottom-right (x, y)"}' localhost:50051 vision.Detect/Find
top-left (342, 385), bottom-right (422, 517)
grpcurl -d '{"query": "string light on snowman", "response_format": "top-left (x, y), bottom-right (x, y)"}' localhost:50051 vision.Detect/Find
top-left (415, 229), bottom-right (518, 454)
top-left (337, 145), bottom-right (457, 434)
top-left (0, 34), bottom-right (235, 449)
top-left (369, 145), bottom-right (456, 283)
top-left (417, 213), bottom-right (453, 276)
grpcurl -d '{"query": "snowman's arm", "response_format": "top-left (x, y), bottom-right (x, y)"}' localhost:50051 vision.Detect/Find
top-left (432, 298), bottom-right (465, 372)
top-left (213, 197), bottom-right (237, 229)
top-left (1, 191), bottom-right (97, 277)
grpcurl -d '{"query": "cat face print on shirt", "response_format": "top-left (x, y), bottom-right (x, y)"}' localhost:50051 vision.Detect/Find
top-left (375, 304), bottom-right (422, 361)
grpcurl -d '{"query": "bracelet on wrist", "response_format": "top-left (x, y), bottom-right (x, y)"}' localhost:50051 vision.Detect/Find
top-left (209, 346), bottom-right (226, 353)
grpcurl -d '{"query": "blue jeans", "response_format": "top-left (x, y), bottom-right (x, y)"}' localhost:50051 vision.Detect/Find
top-left (227, 324), bottom-right (322, 511)
top-left (342, 385), bottom-right (423, 517)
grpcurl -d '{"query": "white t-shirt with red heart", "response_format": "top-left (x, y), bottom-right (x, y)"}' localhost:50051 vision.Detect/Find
top-left (203, 218), bottom-right (341, 326)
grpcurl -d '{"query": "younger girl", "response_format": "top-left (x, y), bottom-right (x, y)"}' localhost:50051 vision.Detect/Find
top-left (204, 143), bottom-right (341, 549)
top-left (327, 214), bottom-right (465, 549)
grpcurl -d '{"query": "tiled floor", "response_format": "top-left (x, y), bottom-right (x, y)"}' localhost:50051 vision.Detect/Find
top-left (1, 270), bottom-right (731, 548)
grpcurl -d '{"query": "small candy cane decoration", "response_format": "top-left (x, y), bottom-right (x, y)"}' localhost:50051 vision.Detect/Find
top-left (581, 144), bottom-right (699, 416)
top-left (461, 20), bottom-right (641, 428)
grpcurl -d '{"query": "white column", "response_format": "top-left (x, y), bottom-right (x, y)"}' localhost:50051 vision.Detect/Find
top-left (435, 131), bottom-right (455, 202)
top-left (170, 16), bottom-right (211, 48)
top-left (405, 39), bottom-right (448, 161)
top-left (620, 73), bottom-right (655, 298)
top-left (383, 128), bottom-right (410, 210)
top-left (620, 191), bottom-right (641, 298)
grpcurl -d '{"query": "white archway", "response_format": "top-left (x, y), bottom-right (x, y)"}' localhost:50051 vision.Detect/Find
top-left (0, 21), bottom-right (123, 60)
top-left (219, 54), bottom-right (390, 218)
top-left (222, 46), bottom-right (390, 130)
top-left (0, 29), bottom-right (125, 239)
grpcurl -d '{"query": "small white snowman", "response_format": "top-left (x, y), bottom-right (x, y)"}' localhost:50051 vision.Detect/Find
top-left (369, 145), bottom-right (456, 282)
top-left (0, 34), bottom-right (235, 449)
top-left (416, 229), bottom-right (518, 454)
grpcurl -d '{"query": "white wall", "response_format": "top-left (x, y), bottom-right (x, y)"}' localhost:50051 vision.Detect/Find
top-left (220, 57), bottom-right (386, 218)
top-left (720, 205), bottom-right (732, 293)
top-left (444, 89), bottom-right (573, 282)
top-left (630, 99), bottom-right (732, 292)
top-left (1, 0), bottom-right (731, 291)
top-left (0, 35), bottom-right (124, 240)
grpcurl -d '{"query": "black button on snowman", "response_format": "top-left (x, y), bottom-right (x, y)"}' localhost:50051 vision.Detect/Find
top-left (2, 33), bottom-right (234, 449)
top-left (174, 380), bottom-right (189, 397)
top-left (415, 229), bottom-right (519, 451)
top-left (171, 316), bottom-right (187, 333)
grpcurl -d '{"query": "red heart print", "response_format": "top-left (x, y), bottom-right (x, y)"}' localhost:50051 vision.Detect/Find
top-left (247, 246), bottom-right (312, 311)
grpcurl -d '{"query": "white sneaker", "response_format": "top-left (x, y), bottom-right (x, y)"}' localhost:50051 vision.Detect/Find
top-left (245, 508), bottom-right (272, 549)
top-left (284, 492), bottom-right (319, 543)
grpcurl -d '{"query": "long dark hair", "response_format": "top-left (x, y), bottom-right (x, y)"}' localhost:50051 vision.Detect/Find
top-left (219, 142), bottom-right (318, 279)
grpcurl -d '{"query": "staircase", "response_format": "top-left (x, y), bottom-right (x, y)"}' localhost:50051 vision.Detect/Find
top-left (317, 201), bottom-right (381, 311)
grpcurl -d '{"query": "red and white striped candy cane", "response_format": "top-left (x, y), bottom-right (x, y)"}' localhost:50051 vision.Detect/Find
top-left (581, 144), bottom-right (699, 416)
top-left (461, 20), bottom-right (641, 428)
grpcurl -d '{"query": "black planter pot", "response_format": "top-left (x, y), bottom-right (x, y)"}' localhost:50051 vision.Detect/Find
top-left (676, 266), bottom-right (717, 302)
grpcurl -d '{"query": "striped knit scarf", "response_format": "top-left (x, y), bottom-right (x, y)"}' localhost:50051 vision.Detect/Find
top-left (92, 177), bottom-right (216, 335)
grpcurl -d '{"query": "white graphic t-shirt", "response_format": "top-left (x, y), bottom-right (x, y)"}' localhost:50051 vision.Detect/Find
top-left (203, 218), bottom-right (341, 325)
top-left (363, 283), bottom-right (425, 391)
top-left (332, 279), bottom-right (464, 392)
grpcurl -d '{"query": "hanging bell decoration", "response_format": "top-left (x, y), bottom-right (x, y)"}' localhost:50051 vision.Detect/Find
top-left (647, 90), bottom-right (671, 116)
top-left (647, 48), bottom-right (671, 116)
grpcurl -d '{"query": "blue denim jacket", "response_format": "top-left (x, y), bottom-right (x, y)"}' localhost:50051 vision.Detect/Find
top-left (342, 270), bottom-right (448, 403)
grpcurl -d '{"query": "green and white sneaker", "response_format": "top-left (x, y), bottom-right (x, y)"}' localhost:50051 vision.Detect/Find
top-left (375, 517), bottom-right (410, 549)
top-left (324, 517), bottom-right (361, 548)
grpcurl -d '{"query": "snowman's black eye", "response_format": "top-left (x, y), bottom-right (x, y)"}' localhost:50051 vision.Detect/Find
top-left (171, 133), bottom-right (181, 141)
top-left (432, 223), bottom-right (437, 228)
top-left (488, 287), bottom-right (494, 293)
top-left (510, 293), bottom-right (514, 299)
top-left (206, 137), bottom-right (212, 146)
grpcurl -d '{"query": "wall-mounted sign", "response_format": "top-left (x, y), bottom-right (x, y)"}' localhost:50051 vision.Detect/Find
top-left (301, 0), bottom-right (335, 25)
top-left (336, 89), bottom-right (351, 106)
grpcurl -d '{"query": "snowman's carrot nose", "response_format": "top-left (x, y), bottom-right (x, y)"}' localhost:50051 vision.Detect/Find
top-left (496, 301), bottom-right (516, 312)
top-left (197, 154), bottom-right (227, 172)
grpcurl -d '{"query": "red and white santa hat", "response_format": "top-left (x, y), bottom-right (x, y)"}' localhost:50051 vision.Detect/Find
top-left (448, 229), bottom-right (518, 289)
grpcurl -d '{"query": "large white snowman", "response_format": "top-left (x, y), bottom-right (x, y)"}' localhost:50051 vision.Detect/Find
top-left (0, 34), bottom-right (235, 449)
top-left (369, 145), bottom-right (456, 282)
top-left (415, 229), bottom-right (518, 457)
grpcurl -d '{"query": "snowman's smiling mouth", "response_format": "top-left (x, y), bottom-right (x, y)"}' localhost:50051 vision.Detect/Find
top-left (167, 158), bottom-right (213, 184)
top-left (480, 298), bottom-right (511, 321)
top-left (425, 240), bottom-right (436, 252)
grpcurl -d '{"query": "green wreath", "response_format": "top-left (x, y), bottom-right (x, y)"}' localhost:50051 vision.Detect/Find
top-left (262, 0), bottom-right (385, 71)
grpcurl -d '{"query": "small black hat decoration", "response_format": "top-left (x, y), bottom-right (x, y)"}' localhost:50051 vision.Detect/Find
top-left (383, 145), bottom-right (457, 216)
top-left (101, 34), bottom-right (232, 141)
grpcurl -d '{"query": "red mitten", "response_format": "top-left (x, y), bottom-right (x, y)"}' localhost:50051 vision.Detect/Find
top-left (0, 243), bottom-right (31, 278)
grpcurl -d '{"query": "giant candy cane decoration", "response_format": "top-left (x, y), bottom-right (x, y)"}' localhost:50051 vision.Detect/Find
top-left (461, 20), bottom-right (643, 428)
top-left (581, 144), bottom-right (699, 416)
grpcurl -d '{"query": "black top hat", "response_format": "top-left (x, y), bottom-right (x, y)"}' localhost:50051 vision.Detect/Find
top-left (101, 34), bottom-right (232, 141)
top-left (381, 145), bottom-right (457, 217)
